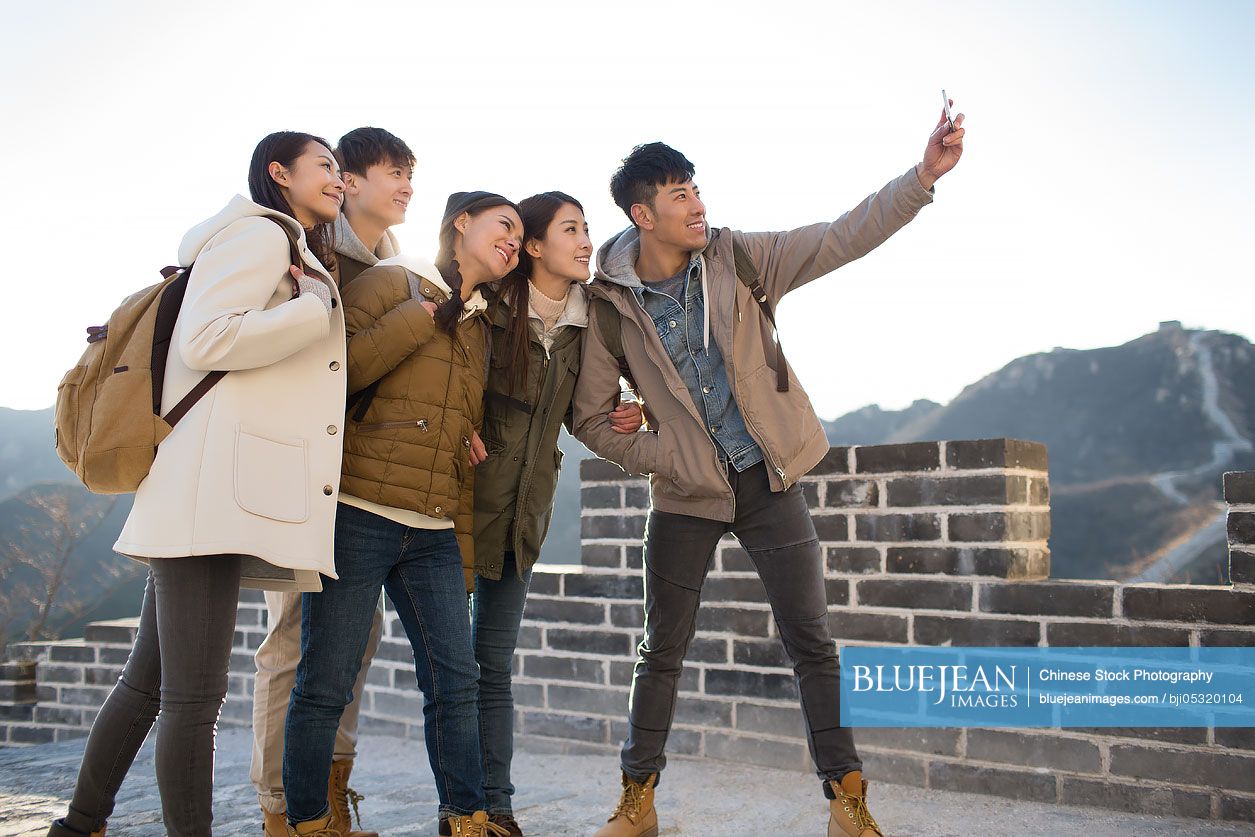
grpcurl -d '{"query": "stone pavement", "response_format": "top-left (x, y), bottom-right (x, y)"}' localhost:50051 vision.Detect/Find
top-left (1, 728), bottom-right (1250, 836)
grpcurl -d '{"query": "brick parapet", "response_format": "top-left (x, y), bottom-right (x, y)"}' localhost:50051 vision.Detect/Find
top-left (2, 442), bottom-right (1252, 823)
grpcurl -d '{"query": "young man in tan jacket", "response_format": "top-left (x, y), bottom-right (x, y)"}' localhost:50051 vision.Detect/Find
top-left (250, 126), bottom-right (415, 837)
top-left (572, 107), bottom-right (965, 837)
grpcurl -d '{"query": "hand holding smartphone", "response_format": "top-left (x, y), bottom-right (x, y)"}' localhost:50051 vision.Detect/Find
top-left (942, 89), bottom-right (955, 132)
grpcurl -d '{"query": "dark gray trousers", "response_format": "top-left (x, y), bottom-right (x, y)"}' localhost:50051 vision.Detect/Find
top-left (49, 555), bottom-right (242, 837)
top-left (621, 462), bottom-right (861, 791)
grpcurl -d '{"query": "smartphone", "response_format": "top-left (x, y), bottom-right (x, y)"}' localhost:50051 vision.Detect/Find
top-left (942, 89), bottom-right (955, 132)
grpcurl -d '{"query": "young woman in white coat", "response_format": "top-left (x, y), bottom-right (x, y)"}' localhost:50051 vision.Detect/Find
top-left (48, 131), bottom-right (348, 837)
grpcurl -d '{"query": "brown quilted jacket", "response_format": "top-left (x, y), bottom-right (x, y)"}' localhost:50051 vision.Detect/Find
top-left (338, 261), bottom-right (488, 583)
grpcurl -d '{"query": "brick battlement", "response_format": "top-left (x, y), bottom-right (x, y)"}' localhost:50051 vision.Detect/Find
top-left (2, 441), bottom-right (1252, 824)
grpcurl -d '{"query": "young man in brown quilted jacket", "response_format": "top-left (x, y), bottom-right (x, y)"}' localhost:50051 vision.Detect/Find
top-left (573, 106), bottom-right (966, 836)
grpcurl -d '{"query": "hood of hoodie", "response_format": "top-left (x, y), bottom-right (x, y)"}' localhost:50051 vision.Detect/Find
top-left (178, 194), bottom-right (329, 278)
top-left (375, 253), bottom-right (488, 320)
top-left (593, 226), bottom-right (646, 289)
top-left (334, 213), bottom-right (399, 267)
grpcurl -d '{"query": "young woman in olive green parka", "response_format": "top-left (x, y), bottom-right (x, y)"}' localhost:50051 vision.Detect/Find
top-left (468, 193), bottom-right (642, 836)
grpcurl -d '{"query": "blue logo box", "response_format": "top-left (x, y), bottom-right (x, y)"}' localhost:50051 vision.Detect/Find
top-left (839, 647), bottom-right (1255, 728)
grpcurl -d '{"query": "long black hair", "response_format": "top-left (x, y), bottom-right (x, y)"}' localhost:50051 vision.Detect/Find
top-left (433, 192), bottom-right (518, 336)
top-left (247, 131), bottom-right (337, 274)
top-left (499, 191), bottom-right (584, 393)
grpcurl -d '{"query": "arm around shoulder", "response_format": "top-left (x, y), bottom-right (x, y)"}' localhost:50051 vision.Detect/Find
top-left (571, 302), bottom-right (659, 476)
top-left (341, 265), bottom-right (438, 394)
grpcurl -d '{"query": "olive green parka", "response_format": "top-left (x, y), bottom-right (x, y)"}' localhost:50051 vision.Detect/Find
top-left (472, 282), bottom-right (587, 580)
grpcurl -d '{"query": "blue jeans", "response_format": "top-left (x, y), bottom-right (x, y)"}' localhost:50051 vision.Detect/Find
top-left (283, 503), bottom-right (484, 821)
top-left (471, 552), bottom-right (532, 814)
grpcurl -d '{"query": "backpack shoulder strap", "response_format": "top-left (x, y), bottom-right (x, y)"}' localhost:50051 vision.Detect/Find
top-left (729, 236), bottom-right (789, 393)
top-left (268, 216), bottom-right (305, 272)
top-left (160, 216), bottom-right (308, 424)
top-left (592, 295), bottom-right (633, 389)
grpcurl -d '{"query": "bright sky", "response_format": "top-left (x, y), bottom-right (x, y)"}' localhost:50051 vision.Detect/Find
top-left (3, 0), bottom-right (1252, 419)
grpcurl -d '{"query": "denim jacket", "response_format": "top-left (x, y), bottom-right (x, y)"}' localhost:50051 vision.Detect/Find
top-left (633, 258), bottom-right (764, 473)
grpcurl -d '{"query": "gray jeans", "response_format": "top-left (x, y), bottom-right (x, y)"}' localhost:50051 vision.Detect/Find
top-left (622, 462), bottom-right (861, 792)
top-left (48, 555), bottom-right (243, 837)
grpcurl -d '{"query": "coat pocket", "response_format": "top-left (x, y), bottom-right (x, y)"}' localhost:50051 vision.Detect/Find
top-left (234, 425), bottom-right (310, 523)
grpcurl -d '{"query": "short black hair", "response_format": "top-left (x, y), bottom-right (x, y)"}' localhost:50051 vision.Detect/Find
top-left (609, 142), bottom-right (696, 225)
top-left (334, 126), bottom-right (416, 177)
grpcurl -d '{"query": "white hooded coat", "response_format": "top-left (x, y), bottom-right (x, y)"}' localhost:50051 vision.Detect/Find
top-left (113, 195), bottom-right (347, 592)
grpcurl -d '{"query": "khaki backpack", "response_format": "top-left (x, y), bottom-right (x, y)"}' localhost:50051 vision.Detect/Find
top-left (54, 217), bottom-right (302, 494)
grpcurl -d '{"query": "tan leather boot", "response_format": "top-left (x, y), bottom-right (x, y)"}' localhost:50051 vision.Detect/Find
top-left (262, 808), bottom-right (288, 837)
top-left (328, 760), bottom-right (379, 837)
top-left (284, 813), bottom-right (345, 836)
top-left (828, 771), bottom-right (884, 837)
top-left (593, 773), bottom-right (658, 837)
top-left (444, 811), bottom-right (510, 836)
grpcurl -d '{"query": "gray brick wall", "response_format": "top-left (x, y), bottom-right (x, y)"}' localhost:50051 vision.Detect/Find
top-left (2, 442), bottom-right (1252, 824)
top-left (1225, 471), bottom-right (1255, 586)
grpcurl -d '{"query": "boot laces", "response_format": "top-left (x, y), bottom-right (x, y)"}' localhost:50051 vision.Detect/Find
top-left (450, 816), bottom-right (510, 836)
top-left (610, 780), bottom-right (647, 823)
top-left (329, 772), bottom-right (366, 831)
top-left (345, 787), bottom-right (366, 831)
top-left (838, 786), bottom-right (882, 835)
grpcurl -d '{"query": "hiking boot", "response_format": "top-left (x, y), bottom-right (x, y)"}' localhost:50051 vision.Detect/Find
top-left (284, 813), bottom-right (344, 837)
top-left (489, 813), bottom-right (523, 836)
top-left (828, 771), bottom-right (883, 837)
top-left (328, 760), bottom-right (378, 837)
top-left (263, 808), bottom-right (287, 837)
top-left (444, 811), bottom-right (509, 836)
top-left (593, 772), bottom-right (658, 837)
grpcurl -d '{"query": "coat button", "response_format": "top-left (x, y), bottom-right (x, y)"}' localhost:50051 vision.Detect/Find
top-left (327, 425), bottom-right (338, 435)
top-left (417, 419), bottom-right (429, 431)
top-left (463, 437), bottom-right (471, 447)
top-left (330, 361), bottom-right (340, 371)
top-left (434, 506), bottom-right (443, 515)
top-left (669, 320), bottom-right (677, 328)
top-left (323, 485), bottom-right (333, 495)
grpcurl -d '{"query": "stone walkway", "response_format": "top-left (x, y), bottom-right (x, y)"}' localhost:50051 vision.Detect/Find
top-left (1, 728), bottom-right (1251, 836)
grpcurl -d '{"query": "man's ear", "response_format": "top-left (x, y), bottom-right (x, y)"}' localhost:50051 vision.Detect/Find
top-left (630, 203), bottom-right (654, 231)
top-left (341, 171), bottom-right (360, 195)
top-left (268, 161), bottom-right (288, 186)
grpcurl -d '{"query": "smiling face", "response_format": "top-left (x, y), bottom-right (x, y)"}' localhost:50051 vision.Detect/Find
top-left (270, 141), bottom-right (344, 225)
top-left (527, 203), bottom-right (592, 283)
top-left (634, 179), bottom-right (707, 252)
top-left (343, 161), bottom-right (413, 227)
top-left (454, 205), bottom-right (524, 287)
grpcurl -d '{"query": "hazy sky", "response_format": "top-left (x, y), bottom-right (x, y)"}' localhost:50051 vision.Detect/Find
top-left (2, 0), bottom-right (1252, 419)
